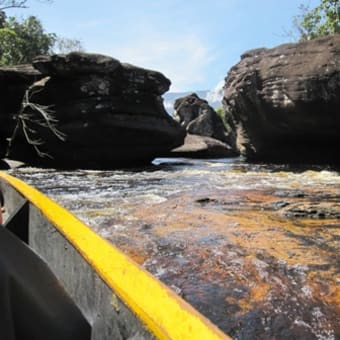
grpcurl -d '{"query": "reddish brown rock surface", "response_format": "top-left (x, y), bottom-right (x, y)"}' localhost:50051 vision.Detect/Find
top-left (131, 191), bottom-right (339, 339)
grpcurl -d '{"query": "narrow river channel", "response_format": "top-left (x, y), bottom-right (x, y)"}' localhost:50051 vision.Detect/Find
top-left (9, 157), bottom-right (340, 339)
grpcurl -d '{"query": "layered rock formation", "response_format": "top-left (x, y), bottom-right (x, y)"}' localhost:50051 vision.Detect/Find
top-left (223, 34), bottom-right (340, 163)
top-left (172, 93), bottom-right (238, 157)
top-left (3, 52), bottom-right (185, 168)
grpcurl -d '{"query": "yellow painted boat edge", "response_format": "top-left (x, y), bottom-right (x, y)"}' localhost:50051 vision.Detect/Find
top-left (0, 171), bottom-right (231, 340)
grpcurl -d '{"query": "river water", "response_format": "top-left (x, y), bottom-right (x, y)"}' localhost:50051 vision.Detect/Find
top-left (8, 158), bottom-right (340, 339)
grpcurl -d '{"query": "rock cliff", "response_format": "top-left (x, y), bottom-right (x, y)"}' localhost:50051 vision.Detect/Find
top-left (2, 52), bottom-right (185, 168)
top-left (223, 34), bottom-right (340, 163)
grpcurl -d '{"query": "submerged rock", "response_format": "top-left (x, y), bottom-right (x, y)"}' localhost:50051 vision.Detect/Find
top-left (4, 52), bottom-right (185, 169)
top-left (280, 202), bottom-right (340, 219)
top-left (223, 34), bottom-right (340, 164)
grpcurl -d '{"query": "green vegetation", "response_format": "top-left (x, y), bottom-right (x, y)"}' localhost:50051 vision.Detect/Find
top-left (294, 0), bottom-right (340, 40)
top-left (216, 106), bottom-right (232, 133)
top-left (0, 15), bottom-right (56, 65)
top-left (0, 0), bottom-right (83, 65)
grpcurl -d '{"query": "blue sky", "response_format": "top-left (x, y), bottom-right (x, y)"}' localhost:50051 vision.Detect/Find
top-left (8, 0), bottom-right (319, 92)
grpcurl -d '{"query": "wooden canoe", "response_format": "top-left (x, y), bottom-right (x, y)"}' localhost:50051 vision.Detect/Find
top-left (0, 171), bottom-right (230, 340)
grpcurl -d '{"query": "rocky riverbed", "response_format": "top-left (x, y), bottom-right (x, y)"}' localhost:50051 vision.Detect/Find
top-left (8, 158), bottom-right (340, 339)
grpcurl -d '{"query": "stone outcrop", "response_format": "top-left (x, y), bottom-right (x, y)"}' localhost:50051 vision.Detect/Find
top-left (173, 93), bottom-right (238, 157)
top-left (0, 65), bottom-right (42, 159)
top-left (168, 134), bottom-right (236, 158)
top-left (223, 34), bottom-right (340, 163)
top-left (3, 52), bottom-right (185, 168)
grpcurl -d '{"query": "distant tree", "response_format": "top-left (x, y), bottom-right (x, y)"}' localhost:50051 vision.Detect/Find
top-left (0, 9), bottom-right (5, 27)
top-left (294, 0), bottom-right (340, 40)
top-left (0, 15), bottom-right (56, 64)
top-left (216, 107), bottom-right (223, 117)
top-left (0, 1), bottom-right (51, 28)
top-left (53, 37), bottom-right (84, 54)
top-left (215, 106), bottom-right (232, 132)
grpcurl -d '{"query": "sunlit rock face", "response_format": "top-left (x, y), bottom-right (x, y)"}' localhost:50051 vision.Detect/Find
top-left (223, 34), bottom-right (340, 164)
top-left (0, 65), bottom-right (42, 158)
top-left (6, 52), bottom-right (185, 169)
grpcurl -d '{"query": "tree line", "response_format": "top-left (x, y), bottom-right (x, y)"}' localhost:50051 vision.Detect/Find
top-left (0, 0), bottom-right (82, 65)
top-left (0, 0), bottom-right (339, 66)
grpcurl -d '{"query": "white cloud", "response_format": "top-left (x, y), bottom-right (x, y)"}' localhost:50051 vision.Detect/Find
top-left (96, 33), bottom-right (216, 92)
top-left (206, 79), bottom-right (225, 103)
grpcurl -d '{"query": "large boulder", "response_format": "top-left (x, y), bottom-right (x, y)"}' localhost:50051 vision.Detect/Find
top-left (5, 52), bottom-right (185, 168)
top-left (168, 134), bottom-right (237, 158)
top-left (223, 34), bottom-right (340, 163)
top-left (173, 93), bottom-right (238, 156)
top-left (0, 65), bottom-right (42, 158)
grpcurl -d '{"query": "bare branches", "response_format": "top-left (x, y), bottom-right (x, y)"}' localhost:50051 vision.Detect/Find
top-left (0, 1), bottom-right (53, 11)
top-left (0, 1), bottom-right (28, 11)
top-left (7, 83), bottom-right (66, 159)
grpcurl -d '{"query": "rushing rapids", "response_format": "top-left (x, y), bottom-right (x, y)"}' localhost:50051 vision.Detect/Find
top-left (8, 158), bottom-right (340, 339)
